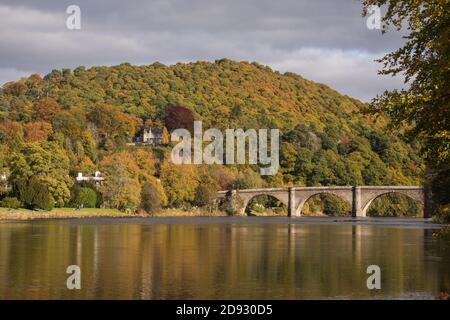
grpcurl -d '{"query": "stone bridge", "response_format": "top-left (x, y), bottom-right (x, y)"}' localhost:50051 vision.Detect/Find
top-left (216, 186), bottom-right (427, 217)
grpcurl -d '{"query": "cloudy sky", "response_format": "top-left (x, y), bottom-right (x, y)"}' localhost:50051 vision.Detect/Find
top-left (0, 0), bottom-right (407, 101)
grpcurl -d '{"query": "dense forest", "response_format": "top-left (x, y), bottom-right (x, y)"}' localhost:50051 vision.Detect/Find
top-left (0, 59), bottom-right (424, 215)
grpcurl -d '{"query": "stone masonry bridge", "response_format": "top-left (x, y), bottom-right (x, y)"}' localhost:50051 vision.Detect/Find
top-left (216, 186), bottom-right (427, 217)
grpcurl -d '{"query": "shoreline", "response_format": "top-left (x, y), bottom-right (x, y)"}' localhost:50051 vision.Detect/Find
top-left (0, 208), bottom-right (447, 229)
top-left (0, 207), bottom-right (227, 221)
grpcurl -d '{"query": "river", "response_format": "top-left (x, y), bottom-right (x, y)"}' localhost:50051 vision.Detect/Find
top-left (0, 217), bottom-right (449, 299)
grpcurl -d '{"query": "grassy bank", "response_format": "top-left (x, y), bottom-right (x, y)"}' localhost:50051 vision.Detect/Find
top-left (0, 207), bottom-right (227, 220)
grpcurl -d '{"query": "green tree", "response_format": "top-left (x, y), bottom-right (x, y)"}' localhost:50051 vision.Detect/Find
top-left (19, 177), bottom-right (55, 211)
top-left (367, 193), bottom-right (420, 217)
top-left (100, 161), bottom-right (141, 210)
top-left (362, 158), bottom-right (388, 185)
top-left (194, 173), bottom-right (219, 208)
top-left (140, 180), bottom-right (166, 213)
top-left (362, 0), bottom-right (450, 213)
top-left (279, 142), bottom-right (297, 180)
top-left (0, 145), bottom-right (10, 196)
top-left (235, 168), bottom-right (264, 189)
top-left (322, 194), bottom-right (351, 216)
top-left (72, 187), bottom-right (97, 208)
top-left (0, 197), bottom-right (21, 209)
top-left (9, 142), bottom-right (72, 207)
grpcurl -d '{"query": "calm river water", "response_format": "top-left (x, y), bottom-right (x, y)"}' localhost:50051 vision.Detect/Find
top-left (0, 217), bottom-right (449, 299)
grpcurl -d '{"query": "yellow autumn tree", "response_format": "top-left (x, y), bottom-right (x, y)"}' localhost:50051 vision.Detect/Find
top-left (161, 126), bottom-right (169, 145)
top-left (23, 120), bottom-right (53, 142)
top-left (160, 160), bottom-right (198, 207)
top-left (99, 149), bottom-right (162, 210)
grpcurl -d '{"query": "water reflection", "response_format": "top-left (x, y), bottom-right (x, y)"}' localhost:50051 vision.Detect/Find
top-left (0, 221), bottom-right (449, 299)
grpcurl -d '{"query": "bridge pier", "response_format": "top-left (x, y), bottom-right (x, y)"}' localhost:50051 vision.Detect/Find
top-left (352, 186), bottom-right (364, 217)
top-left (288, 187), bottom-right (295, 217)
top-left (424, 185), bottom-right (431, 218)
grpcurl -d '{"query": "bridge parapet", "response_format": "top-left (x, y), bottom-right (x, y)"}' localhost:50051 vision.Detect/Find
top-left (291, 186), bottom-right (353, 191)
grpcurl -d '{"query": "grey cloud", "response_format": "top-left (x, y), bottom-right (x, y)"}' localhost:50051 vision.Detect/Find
top-left (0, 0), bottom-right (407, 101)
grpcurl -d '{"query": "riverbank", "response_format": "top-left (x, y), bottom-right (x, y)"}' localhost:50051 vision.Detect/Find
top-left (0, 209), bottom-right (448, 229)
top-left (0, 207), bottom-right (227, 221)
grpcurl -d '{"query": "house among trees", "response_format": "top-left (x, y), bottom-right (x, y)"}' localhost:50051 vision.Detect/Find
top-left (0, 172), bottom-right (8, 182)
top-left (0, 172), bottom-right (10, 193)
top-left (142, 127), bottom-right (163, 145)
top-left (76, 171), bottom-right (104, 185)
top-left (130, 127), bottom-right (167, 146)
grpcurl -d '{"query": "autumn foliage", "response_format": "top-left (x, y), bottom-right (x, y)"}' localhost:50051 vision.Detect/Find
top-left (164, 105), bottom-right (194, 133)
top-left (0, 60), bottom-right (425, 215)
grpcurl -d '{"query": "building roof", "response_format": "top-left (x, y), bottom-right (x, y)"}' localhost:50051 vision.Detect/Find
top-left (144, 127), bottom-right (163, 135)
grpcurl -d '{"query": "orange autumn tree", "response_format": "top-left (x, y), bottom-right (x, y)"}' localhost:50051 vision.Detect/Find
top-left (23, 120), bottom-right (53, 142)
top-left (99, 149), bottom-right (166, 210)
top-left (32, 97), bottom-right (61, 121)
top-left (0, 120), bottom-right (23, 147)
top-left (87, 103), bottom-right (142, 150)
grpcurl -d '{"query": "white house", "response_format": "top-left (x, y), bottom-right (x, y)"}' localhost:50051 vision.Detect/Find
top-left (76, 171), bottom-right (105, 184)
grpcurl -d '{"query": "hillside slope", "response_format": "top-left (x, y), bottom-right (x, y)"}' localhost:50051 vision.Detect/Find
top-left (0, 59), bottom-right (423, 189)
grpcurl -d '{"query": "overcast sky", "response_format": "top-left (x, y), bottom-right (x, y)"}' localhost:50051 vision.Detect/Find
top-left (0, 0), bottom-right (407, 101)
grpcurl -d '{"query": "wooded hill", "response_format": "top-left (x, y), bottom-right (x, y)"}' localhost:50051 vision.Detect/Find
top-left (0, 59), bottom-right (424, 215)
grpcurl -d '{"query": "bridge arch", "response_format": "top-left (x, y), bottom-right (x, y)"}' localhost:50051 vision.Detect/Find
top-left (361, 190), bottom-right (424, 217)
top-left (295, 190), bottom-right (353, 216)
top-left (234, 188), bottom-right (290, 215)
top-left (243, 194), bottom-right (288, 216)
